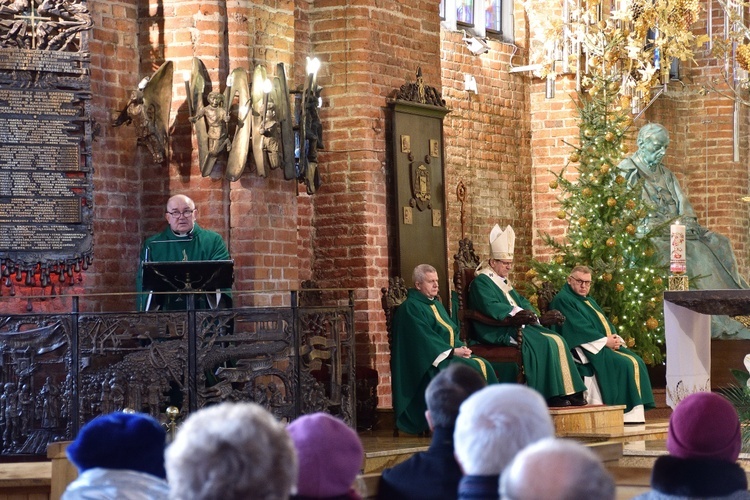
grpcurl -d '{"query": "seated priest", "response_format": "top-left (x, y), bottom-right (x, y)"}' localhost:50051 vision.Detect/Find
top-left (136, 194), bottom-right (231, 311)
top-left (467, 225), bottom-right (587, 408)
top-left (391, 263), bottom-right (498, 435)
top-left (549, 265), bottom-right (655, 423)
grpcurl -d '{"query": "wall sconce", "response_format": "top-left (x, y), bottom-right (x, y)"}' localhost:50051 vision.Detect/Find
top-left (464, 74), bottom-right (478, 93)
top-left (462, 31), bottom-right (490, 56)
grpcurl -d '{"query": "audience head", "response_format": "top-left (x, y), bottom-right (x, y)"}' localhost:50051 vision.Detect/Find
top-left (500, 438), bottom-right (616, 500)
top-left (413, 264), bottom-right (440, 300)
top-left (287, 412), bottom-right (364, 499)
top-left (66, 411), bottom-right (167, 479)
top-left (165, 402), bottom-right (296, 500)
top-left (425, 363), bottom-right (487, 430)
top-left (667, 391), bottom-right (741, 463)
top-left (454, 385), bottom-right (554, 476)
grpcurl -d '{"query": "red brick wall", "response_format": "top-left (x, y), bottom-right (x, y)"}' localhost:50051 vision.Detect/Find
top-left (6, 0), bottom-right (750, 410)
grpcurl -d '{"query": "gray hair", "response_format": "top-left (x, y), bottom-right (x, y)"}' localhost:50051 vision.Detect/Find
top-left (165, 402), bottom-right (297, 500)
top-left (500, 438), bottom-right (616, 500)
top-left (453, 385), bottom-right (554, 476)
top-left (412, 263), bottom-right (437, 286)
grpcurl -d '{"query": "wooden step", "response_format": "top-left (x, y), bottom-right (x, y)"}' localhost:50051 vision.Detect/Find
top-left (549, 404), bottom-right (625, 438)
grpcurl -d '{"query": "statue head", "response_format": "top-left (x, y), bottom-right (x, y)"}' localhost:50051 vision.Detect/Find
top-left (636, 123), bottom-right (669, 168)
top-left (207, 92), bottom-right (224, 106)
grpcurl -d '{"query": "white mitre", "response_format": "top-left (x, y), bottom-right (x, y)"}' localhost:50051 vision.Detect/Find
top-left (489, 224), bottom-right (515, 260)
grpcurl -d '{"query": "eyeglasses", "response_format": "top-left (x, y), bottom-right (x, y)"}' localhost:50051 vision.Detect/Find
top-left (166, 209), bottom-right (195, 218)
top-left (569, 277), bottom-right (592, 286)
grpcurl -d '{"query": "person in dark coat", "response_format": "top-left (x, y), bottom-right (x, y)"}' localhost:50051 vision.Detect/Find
top-left (634, 391), bottom-right (750, 500)
top-left (378, 364), bottom-right (487, 500)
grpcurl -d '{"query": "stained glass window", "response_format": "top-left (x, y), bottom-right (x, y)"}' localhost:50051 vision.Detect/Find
top-left (486, 0), bottom-right (502, 33)
top-left (457, 0), bottom-right (474, 25)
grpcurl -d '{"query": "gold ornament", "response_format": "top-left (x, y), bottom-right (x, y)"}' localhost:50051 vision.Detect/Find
top-left (607, 197), bottom-right (616, 207)
top-left (611, 316), bottom-right (619, 325)
top-left (739, 44), bottom-right (750, 71)
top-left (646, 317), bottom-right (659, 330)
top-left (645, 247), bottom-right (655, 257)
top-left (569, 152), bottom-right (580, 163)
top-left (583, 239), bottom-right (593, 248)
top-left (554, 255), bottom-right (565, 265)
top-left (600, 164), bottom-right (610, 175)
top-left (626, 337), bottom-right (635, 348)
top-left (615, 283), bottom-right (625, 292)
top-left (620, 95), bottom-right (632, 108)
top-left (619, 143), bottom-right (629, 154)
top-left (653, 276), bottom-right (663, 286)
top-left (582, 187), bottom-right (592, 197)
top-left (526, 268), bottom-right (538, 278)
top-left (610, 217), bottom-right (620, 226)
top-left (615, 175), bottom-right (626, 185)
top-left (603, 272), bottom-right (613, 282)
top-left (549, 180), bottom-right (558, 189)
top-left (606, 237), bottom-right (616, 247)
top-left (557, 210), bottom-right (567, 219)
top-left (578, 216), bottom-right (588, 226)
top-left (625, 199), bottom-right (636, 209)
top-left (584, 128), bottom-right (595, 138)
top-left (626, 224), bottom-right (637, 235)
top-left (605, 131), bottom-right (615, 142)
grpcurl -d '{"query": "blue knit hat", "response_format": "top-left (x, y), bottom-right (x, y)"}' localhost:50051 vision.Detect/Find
top-left (66, 412), bottom-right (167, 479)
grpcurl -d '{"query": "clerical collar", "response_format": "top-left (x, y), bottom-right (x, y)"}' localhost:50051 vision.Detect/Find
top-left (171, 228), bottom-right (193, 238)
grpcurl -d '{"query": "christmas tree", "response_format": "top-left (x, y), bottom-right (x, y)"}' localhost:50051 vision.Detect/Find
top-left (527, 77), bottom-right (669, 366)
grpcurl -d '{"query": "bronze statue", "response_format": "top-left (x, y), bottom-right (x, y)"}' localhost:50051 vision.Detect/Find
top-left (618, 123), bottom-right (750, 339)
top-left (112, 61), bottom-right (173, 164)
top-left (186, 58), bottom-right (251, 180)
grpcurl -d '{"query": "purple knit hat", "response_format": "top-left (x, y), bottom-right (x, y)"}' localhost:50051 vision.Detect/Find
top-left (287, 412), bottom-right (364, 498)
top-left (667, 392), bottom-right (742, 463)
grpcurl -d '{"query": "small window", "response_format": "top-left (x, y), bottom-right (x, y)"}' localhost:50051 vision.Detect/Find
top-left (485, 0), bottom-right (502, 34)
top-left (440, 0), bottom-right (446, 19)
top-left (457, 0), bottom-right (475, 26)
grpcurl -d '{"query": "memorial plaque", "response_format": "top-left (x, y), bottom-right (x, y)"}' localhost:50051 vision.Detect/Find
top-left (0, 0), bottom-right (93, 287)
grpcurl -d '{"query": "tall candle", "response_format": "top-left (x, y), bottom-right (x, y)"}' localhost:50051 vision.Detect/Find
top-left (670, 222), bottom-right (686, 274)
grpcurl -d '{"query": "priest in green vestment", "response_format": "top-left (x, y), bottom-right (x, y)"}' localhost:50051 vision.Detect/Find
top-left (137, 194), bottom-right (230, 311)
top-left (467, 225), bottom-right (587, 407)
top-left (392, 264), bottom-right (498, 435)
top-left (550, 265), bottom-right (654, 422)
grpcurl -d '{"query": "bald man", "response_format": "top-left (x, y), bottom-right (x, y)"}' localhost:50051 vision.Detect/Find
top-left (137, 195), bottom-right (230, 310)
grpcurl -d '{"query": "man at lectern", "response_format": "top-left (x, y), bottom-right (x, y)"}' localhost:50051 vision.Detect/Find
top-left (137, 194), bottom-right (230, 310)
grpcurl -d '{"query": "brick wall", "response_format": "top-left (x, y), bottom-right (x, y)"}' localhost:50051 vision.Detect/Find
top-left (6, 0), bottom-right (750, 409)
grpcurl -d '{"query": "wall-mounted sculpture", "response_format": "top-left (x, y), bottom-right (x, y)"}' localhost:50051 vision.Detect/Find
top-left (295, 57), bottom-right (323, 195)
top-left (185, 58), bottom-right (251, 180)
top-left (112, 61), bottom-right (173, 165)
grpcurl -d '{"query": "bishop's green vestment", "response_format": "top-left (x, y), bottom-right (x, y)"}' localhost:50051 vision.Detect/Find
top-left (137, 223), bottom-right (230, 311)
top-left (392, 289), bottom-right (498, 435)
top-left (549, 283), bottom-right (654, 412)
top-left (467, 272), bottom-right (586, 400)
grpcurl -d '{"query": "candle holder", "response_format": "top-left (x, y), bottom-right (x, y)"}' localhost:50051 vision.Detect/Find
top-left (668, 274), bottom-right (689, 291)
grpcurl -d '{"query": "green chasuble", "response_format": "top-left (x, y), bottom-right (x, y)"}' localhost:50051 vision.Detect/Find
top-left (467, 272), bottom-right (585, 399)
top-left (136, 223), bottom-right (230, 311)
top-left (549, 283), bottom-right (655, 412)
top-left (392, 289), bottom-right (498, 435)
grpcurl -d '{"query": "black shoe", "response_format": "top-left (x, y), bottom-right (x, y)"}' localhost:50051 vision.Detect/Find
top-left (547, 396), bottom-right (571, 408)
top-left (567, 392), bottom-right (587, 406)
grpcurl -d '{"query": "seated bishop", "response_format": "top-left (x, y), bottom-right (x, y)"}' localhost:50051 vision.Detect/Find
top-left (550, 265), bottom-right (655, 423)
top-left (467, 225), bottom-right (586, 407)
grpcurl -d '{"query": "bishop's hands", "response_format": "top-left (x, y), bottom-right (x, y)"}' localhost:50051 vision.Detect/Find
top-left (510, 309), bottom-right (538, 326)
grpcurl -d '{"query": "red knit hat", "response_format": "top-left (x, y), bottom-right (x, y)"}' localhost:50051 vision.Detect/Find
top-left (667, 392), bottom-right (742, 463)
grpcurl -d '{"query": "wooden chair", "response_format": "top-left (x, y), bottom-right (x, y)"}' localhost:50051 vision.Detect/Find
top-left (452, 237), bottom-right (529, 383)
top-left (381, 276), bottom-right (408, 436)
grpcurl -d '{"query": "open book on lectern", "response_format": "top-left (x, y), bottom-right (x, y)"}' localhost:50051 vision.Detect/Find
top-left (141, 260), bottom-right (234, 310)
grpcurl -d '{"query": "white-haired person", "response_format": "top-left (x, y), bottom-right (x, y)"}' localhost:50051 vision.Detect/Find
top-left (165, 401), bottom-right (296, 500)
top-left (453, 384), bottom-right (555, 499)
top-left (499, 438), bottom-right (615, 500)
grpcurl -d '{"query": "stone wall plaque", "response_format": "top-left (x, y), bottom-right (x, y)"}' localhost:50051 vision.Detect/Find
top-left (0, 0), bottom-right (93, 287)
